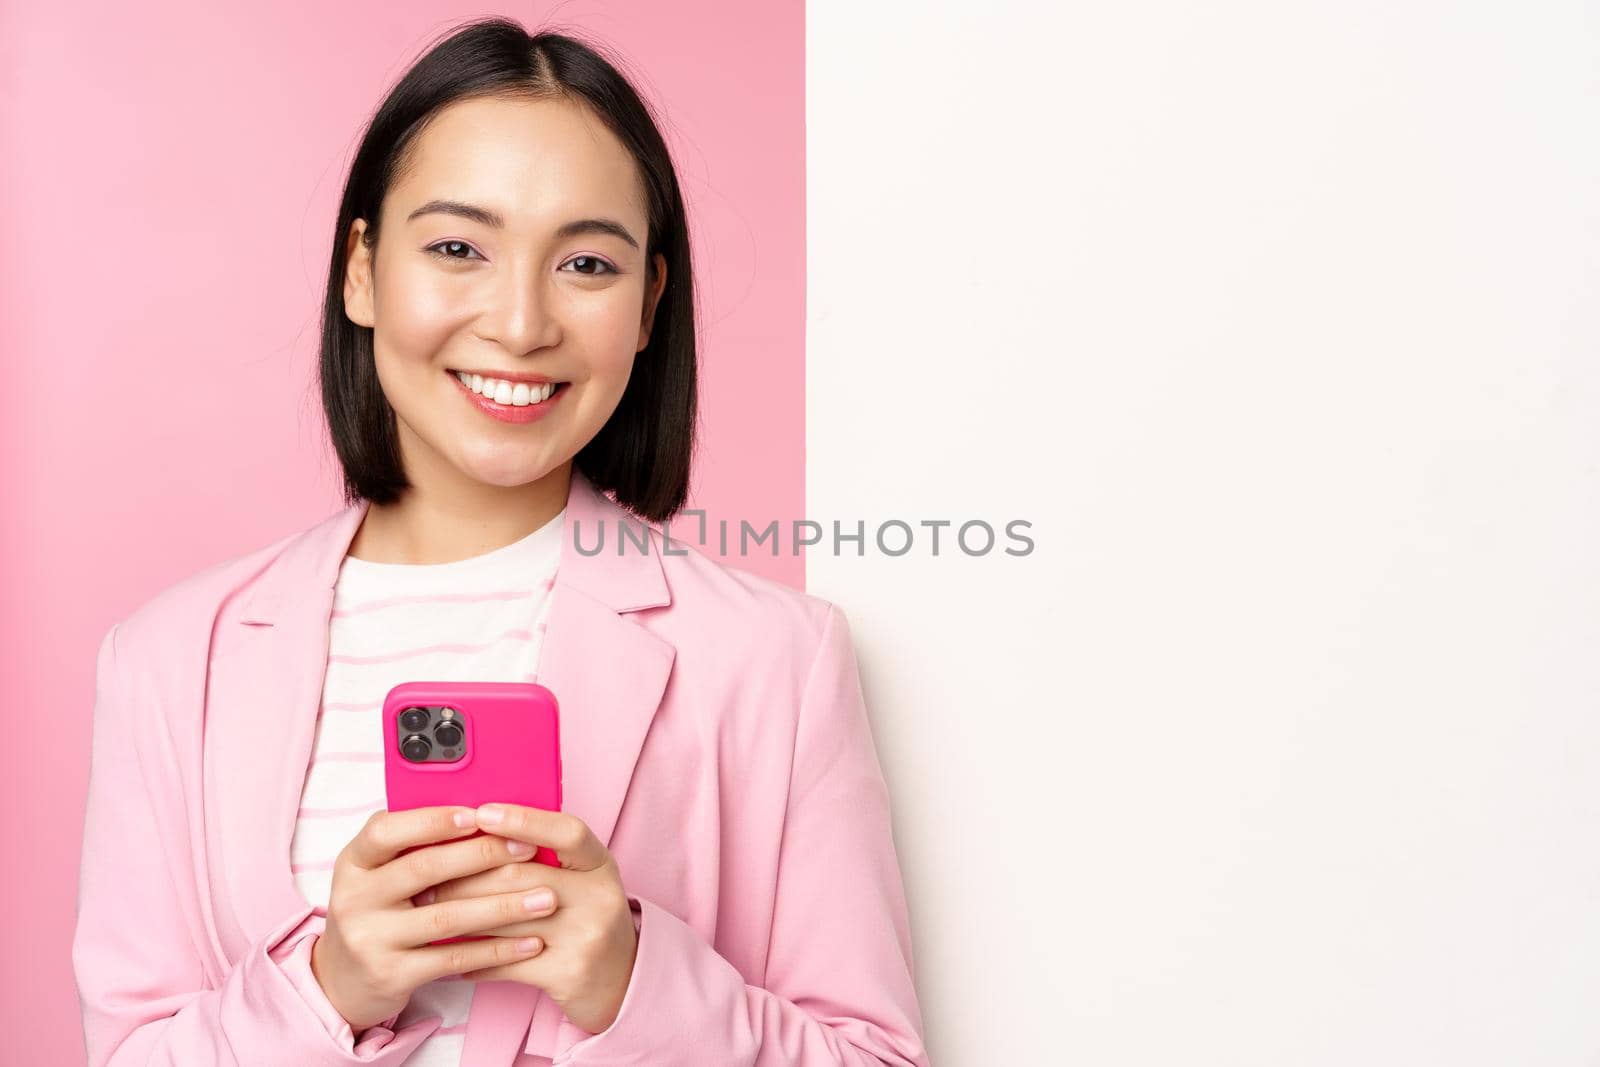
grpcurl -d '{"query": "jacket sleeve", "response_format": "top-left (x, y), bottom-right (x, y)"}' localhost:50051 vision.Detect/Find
top-left (556, 603), bottom-right (930, 1067)
top-left (71, 623), bottom-right (439, 1066)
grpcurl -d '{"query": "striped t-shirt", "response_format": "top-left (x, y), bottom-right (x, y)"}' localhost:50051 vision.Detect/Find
top-left (288, 507), bottom-right (564, 1066)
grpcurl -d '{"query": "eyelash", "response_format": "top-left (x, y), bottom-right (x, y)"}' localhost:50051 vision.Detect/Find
top-left (423, 240), bottom-right (618, 276)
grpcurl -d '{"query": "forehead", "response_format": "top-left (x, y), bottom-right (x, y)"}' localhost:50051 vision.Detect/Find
top-left (389, 95), bottom-right (647, 232)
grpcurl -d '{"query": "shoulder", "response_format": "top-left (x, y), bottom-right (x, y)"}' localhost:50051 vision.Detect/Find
top-left (107, 513), bottom-right (327, 660)
top-left (633, 525), bottom-right (870, 764)
top-left (642, 521), bottom-right (853, 682)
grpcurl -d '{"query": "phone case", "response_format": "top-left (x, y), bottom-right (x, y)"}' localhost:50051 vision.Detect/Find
top-left (383, 680), bottom-right (564, 895)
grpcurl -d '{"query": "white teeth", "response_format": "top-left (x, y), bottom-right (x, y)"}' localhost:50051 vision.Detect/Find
top-left (453, 371), bottom-right (560, 405)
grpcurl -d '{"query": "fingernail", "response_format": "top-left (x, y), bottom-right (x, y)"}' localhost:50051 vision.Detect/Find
top-left (477, 805), bottom-right (505, 826)
top-left (522, 889), bottom-right (554, 912)
top-left (506, 840), bottom-right (535, 857)
top-left (516, 937), bottom-right (542, 953)
top-left (452, 811), bottom-right (476, 828)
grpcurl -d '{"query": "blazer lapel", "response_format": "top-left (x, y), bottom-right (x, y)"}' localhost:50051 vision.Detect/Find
top-left (214, 468), bottom-right (675, 1061)
top-left (502, 554), bottom-right (675, 1062)
top-left (464, 471), bottom-right (676, 1062)
top-left (215, 500), bottom-right (368, 944)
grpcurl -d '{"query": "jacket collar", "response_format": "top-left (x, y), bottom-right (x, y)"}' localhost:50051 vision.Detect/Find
top-left (212, 467), bottom-right (676, 1051)
top-left (235, 465), bottom-right (671, 624)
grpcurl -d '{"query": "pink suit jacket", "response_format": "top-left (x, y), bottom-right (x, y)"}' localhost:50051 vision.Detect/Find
top-left (71, 468), bottom-right (929, 1066)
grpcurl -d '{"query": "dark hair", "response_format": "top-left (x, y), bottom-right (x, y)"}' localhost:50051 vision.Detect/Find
top-left (317, 17), bottom-right (698, 522)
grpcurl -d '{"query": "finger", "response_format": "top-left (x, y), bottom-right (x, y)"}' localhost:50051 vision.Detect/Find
top-left (405, 934), bottom-right (546, 987)
top-left (428, 865), bottom-right (526, 904)
top-left (460, 950), bottom-right (556, 984)
top-left (464, 916), bottom-right (551, 938)
top-left (345, 806), bottom-right (479, 870)
top-left (396, 887), bottom-right (559, 948)
top-left (429, 856), bottom-right (576, 905)
top-left (378, 832), bottom-right (540, 904)
top-left (477, 804), bottom-right (606, 871)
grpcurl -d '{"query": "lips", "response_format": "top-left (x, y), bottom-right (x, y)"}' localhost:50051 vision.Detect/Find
top-left (447, 368), bottom-right (567, 425)
top-left (447, 368), bottom-right (566, 386)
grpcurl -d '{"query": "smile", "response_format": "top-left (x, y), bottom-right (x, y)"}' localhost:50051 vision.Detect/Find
top-left (447, 370), bottom-right (568, 424)
top-left (451, 370), bottom-right (565, 405)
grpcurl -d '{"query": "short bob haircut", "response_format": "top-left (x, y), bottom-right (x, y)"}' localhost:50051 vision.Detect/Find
top-left (317, 18), bottom-right (698, 523)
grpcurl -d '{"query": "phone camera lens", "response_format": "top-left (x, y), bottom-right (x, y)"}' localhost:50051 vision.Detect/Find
top-left (399, 707), bottom-right (430, 733)
top-left (401, 734), bottom-right (431, 762)
top-left (434, 721), bottom-right (463, 748)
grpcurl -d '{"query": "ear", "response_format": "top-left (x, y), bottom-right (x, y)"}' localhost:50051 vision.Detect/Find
top-left (343, 218), bottom-right (376, 328)
top-left (636, 252), bottom-right (669, 351)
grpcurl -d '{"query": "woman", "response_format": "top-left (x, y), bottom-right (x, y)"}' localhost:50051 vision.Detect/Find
top-left (70, 18), bottom-right (928, 1067)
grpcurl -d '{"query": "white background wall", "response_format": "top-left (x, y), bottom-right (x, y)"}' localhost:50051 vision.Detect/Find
top-left (806, 4), bottom-right (1600, 1063)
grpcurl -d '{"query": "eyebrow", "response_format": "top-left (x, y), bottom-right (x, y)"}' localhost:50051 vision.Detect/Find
top-left (405, 199), bottom-right (640, 251)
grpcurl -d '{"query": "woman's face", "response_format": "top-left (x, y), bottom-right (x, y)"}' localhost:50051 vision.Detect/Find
top-left (342, 94), bottom-right (667, 494)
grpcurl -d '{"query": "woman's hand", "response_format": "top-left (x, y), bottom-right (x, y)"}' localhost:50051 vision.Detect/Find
top-left (420, 803), bottom-right (639, 1035)
top-left (310, 805), bottom-right (557, 1031)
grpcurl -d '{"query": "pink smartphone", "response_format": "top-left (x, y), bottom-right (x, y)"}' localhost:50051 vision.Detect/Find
top-left (382, 680), bottom-right (563, 941)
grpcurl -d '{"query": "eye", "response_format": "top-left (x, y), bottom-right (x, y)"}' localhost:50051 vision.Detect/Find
top-left (424, 240), bottom-right (482, 262)
top-left (562, 255), bottom-right (618, 277)
top-left (422, 243), bottom-right (618, 276)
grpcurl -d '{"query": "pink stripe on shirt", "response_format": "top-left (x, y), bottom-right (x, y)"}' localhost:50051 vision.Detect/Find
top-left (328, 624), bottom-right (545, 666)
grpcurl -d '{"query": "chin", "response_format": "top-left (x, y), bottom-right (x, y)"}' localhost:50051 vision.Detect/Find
top-left (454, 452), bottom-right (564, 489)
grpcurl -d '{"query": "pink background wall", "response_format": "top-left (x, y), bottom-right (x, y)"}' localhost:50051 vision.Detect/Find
top-left (0, 4), bottom-right (803, 1061)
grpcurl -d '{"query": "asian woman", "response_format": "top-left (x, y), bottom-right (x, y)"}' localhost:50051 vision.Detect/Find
top-left (70, 17), bottom-right (927, 1067)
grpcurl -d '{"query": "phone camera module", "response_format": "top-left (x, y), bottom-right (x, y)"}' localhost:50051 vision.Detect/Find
top-left (434, 721), bottom-right (464, 748)
top-left (399, 707), bottom-right (431, 733)
top-left (400, 734), bottom-right (432, 762)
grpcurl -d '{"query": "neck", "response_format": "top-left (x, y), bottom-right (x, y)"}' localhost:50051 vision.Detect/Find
top-left (348, 461), bottom-right (573, 566)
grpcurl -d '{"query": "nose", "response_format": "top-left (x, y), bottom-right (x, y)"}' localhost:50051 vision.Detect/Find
top-left (476, 265), bottom-right (561, 354)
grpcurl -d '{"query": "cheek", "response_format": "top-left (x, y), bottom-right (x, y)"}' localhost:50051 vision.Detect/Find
top-left (374, 265), bottom-right (460, 364)
top-left (569, 286), bottom-right (648, 364)
top-left (587, 341), bottom-right (637, 382)
top-left (573, 348), bottom-right (638, 426)
top-left (585, 303), bottom-right (646, 374)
